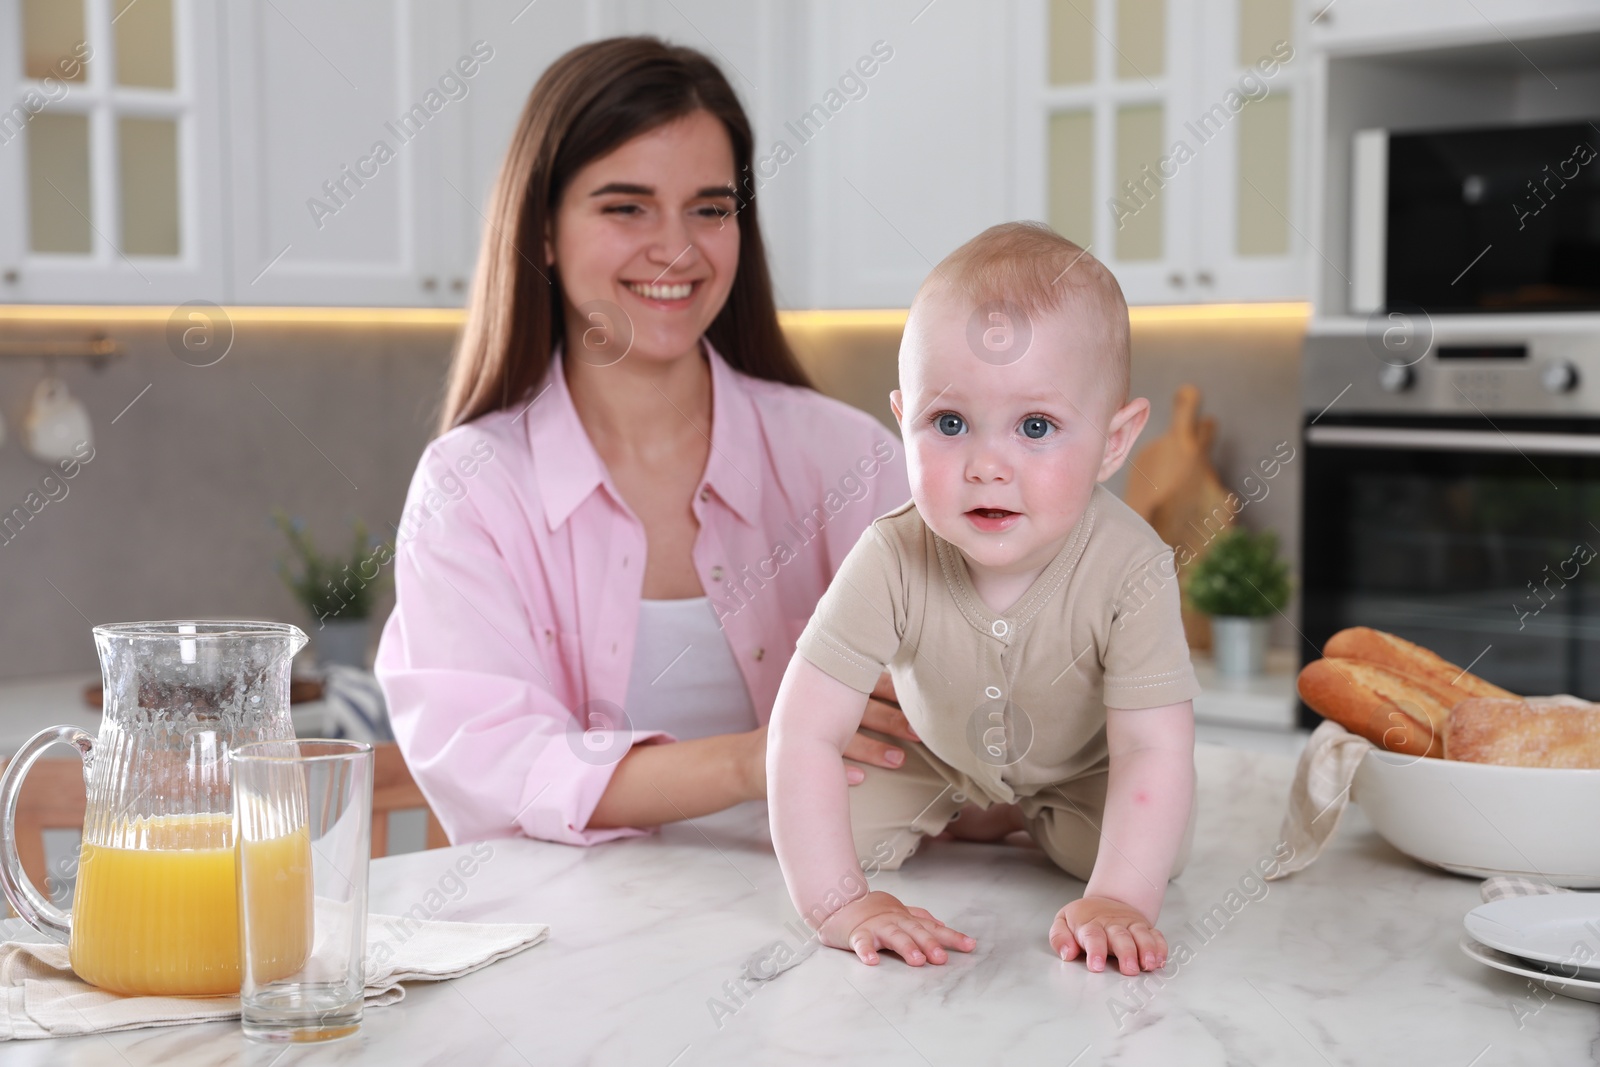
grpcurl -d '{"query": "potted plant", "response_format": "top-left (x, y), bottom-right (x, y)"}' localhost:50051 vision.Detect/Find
top-left (1186, 528), bottom-right (1291, 678)
top-left (274, 511), bottom-right (393, 669)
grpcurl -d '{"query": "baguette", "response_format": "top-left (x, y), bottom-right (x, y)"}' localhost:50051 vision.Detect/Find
top-left (1323, 627), bottom-right (1516, 701)
top-left (1446, 698), bottom-right (1600, 768)
top-left (1297, 657), bottom-right (1460, 757)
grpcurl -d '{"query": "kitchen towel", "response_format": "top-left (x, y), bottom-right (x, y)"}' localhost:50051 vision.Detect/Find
top-left (0, 914), bottom-right (549, 1041)
top-left (1481, 875), bottom-right (1572, 903)
top-left (1265, 719), bottom-right (1373, 880)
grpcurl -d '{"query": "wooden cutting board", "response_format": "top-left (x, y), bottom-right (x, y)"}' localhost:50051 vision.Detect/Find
top-left (1122, 384), bottom-right (1235, 649)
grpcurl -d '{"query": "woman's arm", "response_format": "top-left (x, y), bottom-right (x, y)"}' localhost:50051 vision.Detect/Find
top-left (378, 532), bottom-right (673, 846)
top-left (376, 434), bottom-right (688, 847)
top-left (589, 681), bottom-right (916, 827)
top-left (586, 730), bottom-right (758, 828)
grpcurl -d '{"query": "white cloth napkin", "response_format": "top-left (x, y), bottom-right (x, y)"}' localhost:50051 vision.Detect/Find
top-left (1480, 875), bottom-right (1572, 903)
top-left (1266, 720), bottom-right (1373, 881)
top-left (0, 914), bottom-right (548, 1041)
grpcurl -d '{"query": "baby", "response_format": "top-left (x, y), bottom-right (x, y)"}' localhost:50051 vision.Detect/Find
top-left (768, 221), bottom-right (1196, 975)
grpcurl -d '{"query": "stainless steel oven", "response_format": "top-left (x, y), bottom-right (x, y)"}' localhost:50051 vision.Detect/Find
top-left (1299, 319), bottom-right (1600, 727)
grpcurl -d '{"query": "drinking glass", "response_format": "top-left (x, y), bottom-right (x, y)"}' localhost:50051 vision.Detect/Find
top-left (232, 739), bottom-right (373, 1042)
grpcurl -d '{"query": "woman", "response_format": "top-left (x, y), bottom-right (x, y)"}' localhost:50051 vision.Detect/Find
top-left (374, 37), bottom-right (918, 846)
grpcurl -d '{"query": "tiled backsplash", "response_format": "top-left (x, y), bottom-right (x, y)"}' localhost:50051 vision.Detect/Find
top-left (0, 310), bottom-right (1304, 681)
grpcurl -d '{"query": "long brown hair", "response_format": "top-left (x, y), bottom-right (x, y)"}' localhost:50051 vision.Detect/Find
top-left (439, 36), bottom-right (809, 433)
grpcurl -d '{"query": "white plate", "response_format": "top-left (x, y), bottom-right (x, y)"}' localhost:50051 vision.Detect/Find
top-left (1460, 937), bottom-right (1600, 1004)
top-left (1463, 894), bottom-right (1600, 974)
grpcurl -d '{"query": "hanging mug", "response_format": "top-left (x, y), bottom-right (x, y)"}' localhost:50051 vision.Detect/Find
top-left (23, 377), bottom-right (93, 465)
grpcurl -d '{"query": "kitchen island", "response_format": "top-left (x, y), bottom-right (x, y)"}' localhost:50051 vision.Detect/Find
top-left (9, 743), bottom-right (1595, 1065)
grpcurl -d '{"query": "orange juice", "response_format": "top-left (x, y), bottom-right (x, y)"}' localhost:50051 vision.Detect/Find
top-left (68, 814), bottom-right (312, 997)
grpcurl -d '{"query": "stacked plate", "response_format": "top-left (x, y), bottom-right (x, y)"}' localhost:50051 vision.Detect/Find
top-left (1461, 894), bottom-right (1600, 1004)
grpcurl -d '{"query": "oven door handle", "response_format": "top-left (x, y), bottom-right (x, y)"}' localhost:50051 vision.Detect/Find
top-left (1305, 425), bottom-right (1600, 455)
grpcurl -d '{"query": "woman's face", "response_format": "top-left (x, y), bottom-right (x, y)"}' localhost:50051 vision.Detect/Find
top-left (548, 109), bottom-right (741, 366)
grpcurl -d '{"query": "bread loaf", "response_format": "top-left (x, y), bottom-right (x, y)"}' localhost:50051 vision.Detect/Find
top-left (1323, 627), bottom-right (1515, 701)
top-left (1296, 657), bottom-right (1460, 757)
top-left (1446, 698), bottom-right (1600, 768)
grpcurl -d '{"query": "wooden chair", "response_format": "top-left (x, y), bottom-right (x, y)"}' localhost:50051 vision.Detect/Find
top-left (6, 757), bottom-right (84, 904)
top-left (372, 742), bottom-right (452, 855)
top-left (2, 742), bottom-right (448, 908)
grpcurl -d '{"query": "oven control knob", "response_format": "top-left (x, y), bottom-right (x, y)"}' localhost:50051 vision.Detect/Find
top-left (1377, 363), bottom-right (1415, 393)
top-left (1542, 360), bottom-right (1579, 394)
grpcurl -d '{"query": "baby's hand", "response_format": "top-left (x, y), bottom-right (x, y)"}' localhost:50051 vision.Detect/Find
top-left (1049, 896), bottom-right (1166, 975)
top-left (819, 891), bottom-right (976, 967)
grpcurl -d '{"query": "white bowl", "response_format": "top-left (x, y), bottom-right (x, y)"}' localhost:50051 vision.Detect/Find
top-left (1352, 749), bottom-right (1600, 887)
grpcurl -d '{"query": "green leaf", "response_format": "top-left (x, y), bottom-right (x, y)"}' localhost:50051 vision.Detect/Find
top-left (1186, 528), bottom-right (1291, 618)
top-left (272, 509), bottom-right (393, 622)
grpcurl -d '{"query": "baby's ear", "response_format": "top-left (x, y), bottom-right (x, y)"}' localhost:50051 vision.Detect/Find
top-left (889, 390), bottom-right (905, 427)
top-left (1097, 397), bottom-right (1151, 482)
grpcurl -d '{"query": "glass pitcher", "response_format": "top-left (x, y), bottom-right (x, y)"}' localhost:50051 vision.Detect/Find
top-left (0, 621), bottom-right (307, 996)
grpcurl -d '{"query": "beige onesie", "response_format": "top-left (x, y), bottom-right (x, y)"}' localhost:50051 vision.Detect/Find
top-left (794, 484), bottom-right (1200, 879)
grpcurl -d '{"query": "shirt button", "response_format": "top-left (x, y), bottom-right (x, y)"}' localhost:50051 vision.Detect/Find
top-left (611, 642), bottom-right (619, 655)
top-left (753, 647), bottom-right (765, 661)
top-left (622, 555), bottom-right (629, 567)
top-left (711, 566), bottom-right (724, 581)
top-left (699, 487), bottom-right (711, 503)
top-left (991, 620), bottom-right (1009, 637)
top-left (985, 686), bottom-right (1002, 700)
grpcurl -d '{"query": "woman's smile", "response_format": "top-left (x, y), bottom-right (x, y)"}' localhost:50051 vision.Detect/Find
top-left (621, 278), bottom-right (703, 309)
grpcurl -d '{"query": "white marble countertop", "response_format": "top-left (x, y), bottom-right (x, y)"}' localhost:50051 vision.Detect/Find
top-left (8, 743), bottom-right (1598, 1066)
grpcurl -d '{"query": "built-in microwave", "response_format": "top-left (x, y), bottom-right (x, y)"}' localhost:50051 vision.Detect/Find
top-left (1349, 120), bottom-right (1600, 315)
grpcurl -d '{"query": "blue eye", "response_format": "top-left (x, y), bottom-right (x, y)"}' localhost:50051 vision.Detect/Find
top-left (1021, 416), bottom-right (1054, 440)
top-left (935, 413), bottom-right (966, 436)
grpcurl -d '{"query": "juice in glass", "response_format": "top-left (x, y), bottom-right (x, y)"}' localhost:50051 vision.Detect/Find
top-left (68, 813), bottom-right (312, 996)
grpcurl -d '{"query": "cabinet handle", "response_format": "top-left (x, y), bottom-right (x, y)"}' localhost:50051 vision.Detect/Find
top-left (2, 269), bottom-right (17, 285)
top-left (1167, 272), bottom-right (1185, 288)
top-left (450, 277), bottom-right (465, 293)
top-left (421, 276), bottom-right (438, 291)
top-left (1196, 270), bottom-right (1214, 286)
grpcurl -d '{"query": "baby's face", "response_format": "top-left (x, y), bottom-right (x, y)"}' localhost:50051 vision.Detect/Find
top-left (892, 290), bottom-right (1146, 578)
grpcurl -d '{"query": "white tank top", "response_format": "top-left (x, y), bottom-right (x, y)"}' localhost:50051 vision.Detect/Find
top-left (623, 597), bottom-right (758, 739)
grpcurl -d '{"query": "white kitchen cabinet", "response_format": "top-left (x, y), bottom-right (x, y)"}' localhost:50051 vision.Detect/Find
top-left (0, 0), bottom-right (229, 304)
top-left (1303, 0), bottom-right (1600, 55)
top-left (7, 0), bottom-right (1598, 310)
top-left (789, 0), bottom-right (1017, 309)
top-left (225, 0), bottom-right (599, 307)
top-left (1014, 0), bottom-right (1308, 305)
top-left (222, 0), bottom-right (476, 307)
top-left (442, 0), bottom-right (599, 294)
top-left (1191, 0), bottom-right (1309, 302)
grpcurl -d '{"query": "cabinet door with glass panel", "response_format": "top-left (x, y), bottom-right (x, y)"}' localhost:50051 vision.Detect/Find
top-left (0, 0), bottom-right (226, 303)
top-left (1020, 0), bottom-right (1304, 304)
top-left (1192, 0), bottom-right (1305, 301)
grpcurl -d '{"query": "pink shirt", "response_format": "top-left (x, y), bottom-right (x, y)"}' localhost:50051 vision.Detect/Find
top-left (374, 339), bottom-right (910, 846)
